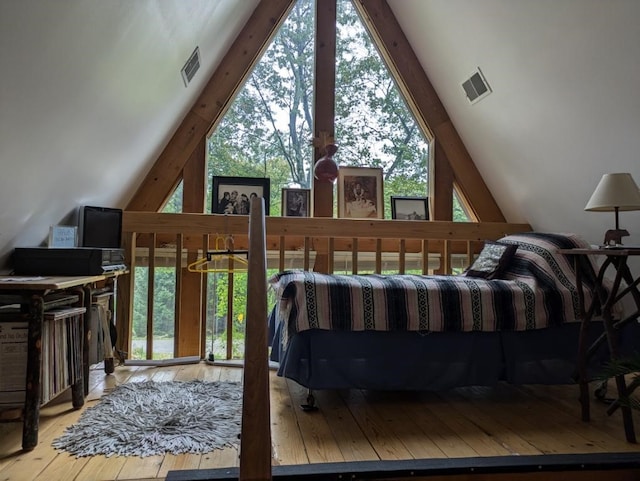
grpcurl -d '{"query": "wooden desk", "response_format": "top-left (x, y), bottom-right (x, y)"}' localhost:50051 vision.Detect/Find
top-left (0, 273), bottom-right (124, 451)
top-left (560, 247), bottom-right (640, 443)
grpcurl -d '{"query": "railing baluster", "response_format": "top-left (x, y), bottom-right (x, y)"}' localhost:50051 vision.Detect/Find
top-left (226, 263), bottom-right (234, 361)
top-left (328, 237), bottom-right (335, 274)
top-left (443, 239), bottom-right (451, 274)
top-left (352, 238), bottom-right (358, 274)
top-left (422, 239), bottom-right (429, 275)
top-left (279, 235), bottom-right (285, 272)
top-left (303, 237), bottom-right (310, 271)
top-left (399, 239), bottom-right (406, 274)
top-left (199, 234), bottom-right (208, 358)
top-left (174, 233), bottom-right (183, 357)
top-left (146, 233), bottom-right (155, 360)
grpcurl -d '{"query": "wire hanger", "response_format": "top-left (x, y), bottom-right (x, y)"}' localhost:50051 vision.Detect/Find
top-left (187, 234), bottom-right (249, 273)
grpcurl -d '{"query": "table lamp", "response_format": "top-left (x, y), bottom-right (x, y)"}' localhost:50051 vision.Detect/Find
top-left (584, 172), bottom-right (640, 246)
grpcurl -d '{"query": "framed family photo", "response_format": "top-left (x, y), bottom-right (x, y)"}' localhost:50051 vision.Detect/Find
top-left (212, 176), bottom-right (270, 215)
top-left (391, 196), bottom-right (430, 220)
top-left (337, 166), bottom-right (384, 219)
top-left (282, 188), bottom-right (311, 217)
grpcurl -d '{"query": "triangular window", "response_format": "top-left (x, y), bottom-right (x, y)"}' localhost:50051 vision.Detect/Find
top-left (336, 0), bottom-right (430, 219)
top-left (206, 0), bottom-right (317, 216)
top-left (205, 0), bottom-right (444, 220)
top-left (162, 180), bottom-right (183, 213)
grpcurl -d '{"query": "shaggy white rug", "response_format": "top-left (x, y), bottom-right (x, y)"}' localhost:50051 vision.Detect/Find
top-left (52, 380), bottom-right (243, 457)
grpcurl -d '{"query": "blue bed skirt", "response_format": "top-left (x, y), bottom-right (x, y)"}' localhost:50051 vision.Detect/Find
top-left (269, 311), bottom-right (640, 391)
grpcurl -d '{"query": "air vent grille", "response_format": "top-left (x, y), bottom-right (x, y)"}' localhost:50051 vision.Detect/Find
top-left (181, 47), bottom-right (200, 87)
top-left (462, 68), bottom-right (491, 104)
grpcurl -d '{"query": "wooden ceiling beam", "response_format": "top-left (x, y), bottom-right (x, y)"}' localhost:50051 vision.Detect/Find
top-left (178, 138), bottom-right (206, 358)
top-left (430, 139), bottom-right (454, 221)
top-left (354, 0), bottom-right (505, 222)
top-left (311, 0), bottom-right (337, 274)
top-left (312, 0), bottom-right (337, 219)
top-left (126, 0), bottom-right (295, 212)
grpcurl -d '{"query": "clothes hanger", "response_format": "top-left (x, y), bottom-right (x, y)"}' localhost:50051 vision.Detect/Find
top-left (187, 234), bottom-right (249, 273)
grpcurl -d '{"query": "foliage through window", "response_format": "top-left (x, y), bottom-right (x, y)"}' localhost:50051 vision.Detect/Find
top-left (336, 0), bottom-right (430, 219)
top-left (205, 0), bottom-right (440, 219)
top-left (132, 0), bottom-right (470, 359)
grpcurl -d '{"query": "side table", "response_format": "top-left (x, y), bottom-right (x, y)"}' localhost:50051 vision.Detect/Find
top-left (560, 247), bottom-right (640, 443)
top-left (0, 273), bottom-right (124, 451)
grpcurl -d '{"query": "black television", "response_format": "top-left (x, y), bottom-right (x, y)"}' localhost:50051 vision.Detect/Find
top-left (80, 206), bottom-right (123, 248)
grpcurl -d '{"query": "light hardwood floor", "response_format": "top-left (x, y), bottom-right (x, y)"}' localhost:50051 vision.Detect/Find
top-left (1, 362), bottom-right (639, 481)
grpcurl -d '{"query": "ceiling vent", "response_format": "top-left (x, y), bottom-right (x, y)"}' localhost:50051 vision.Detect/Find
top-left (461, 68), bottom-right (491, 104)
top-left (181, 47), bottom-right (200, 87)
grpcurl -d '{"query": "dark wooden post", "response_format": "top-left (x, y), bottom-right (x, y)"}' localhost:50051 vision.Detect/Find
top-left (312, 0), bottom-right (337, 273)
top-left (239, 197), bottom-right (272, 481)
top-left (23, 293), bottom-right (44, 451)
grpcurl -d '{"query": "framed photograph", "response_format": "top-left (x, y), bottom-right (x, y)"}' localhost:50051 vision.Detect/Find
top-left (282, 188), bottom-right (311, 217)
top-left (391, 196), bottom-right (430, 220)
top-left (48, 225), bottom-right (78, 248)
top-left (337, 166), bottom-right (384, 219)
top-left (212, 176), bottom-right (270, 215)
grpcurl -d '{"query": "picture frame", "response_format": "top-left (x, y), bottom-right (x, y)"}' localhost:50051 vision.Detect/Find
top-left (282, 188), bottom-right (311, 217)
top-left (391, 196), bottom-right (430, 220)
top-left (337, 166), bottom-right (384, 219)
top-left (212, 176), bottom-right (270, 215)
top-left (48, 225), bottom-right (78, 248)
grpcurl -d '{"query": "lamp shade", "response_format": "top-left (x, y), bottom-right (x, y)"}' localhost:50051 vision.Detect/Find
top-left (584, 173), bottom-right (640, 212)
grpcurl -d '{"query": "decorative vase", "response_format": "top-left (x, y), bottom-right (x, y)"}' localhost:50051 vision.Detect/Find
top-left (314, 143), bottom-right (339, 183)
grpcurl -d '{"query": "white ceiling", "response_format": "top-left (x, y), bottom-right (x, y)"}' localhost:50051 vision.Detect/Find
top-left (1, 0), bottom-right (639, 271)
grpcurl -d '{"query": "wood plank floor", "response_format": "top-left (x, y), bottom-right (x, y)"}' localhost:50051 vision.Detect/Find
top-left (1, 362), bottom-right (639, 481)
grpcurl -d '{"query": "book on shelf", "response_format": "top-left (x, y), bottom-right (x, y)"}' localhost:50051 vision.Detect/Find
top-left (41, 307), bottom-right (85, 404)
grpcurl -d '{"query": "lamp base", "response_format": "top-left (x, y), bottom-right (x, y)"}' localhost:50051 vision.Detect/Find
top-left (603, 228), bottom-right (629, 246)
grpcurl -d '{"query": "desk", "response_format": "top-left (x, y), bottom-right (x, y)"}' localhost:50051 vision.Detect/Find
top-left (0, 273), bottom-right (125, 451)
top-left (560, 248), bottom-right (640, 443)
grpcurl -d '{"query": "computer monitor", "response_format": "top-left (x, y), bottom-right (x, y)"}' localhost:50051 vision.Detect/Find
top-left (80, 206), bottom-right (123, 248)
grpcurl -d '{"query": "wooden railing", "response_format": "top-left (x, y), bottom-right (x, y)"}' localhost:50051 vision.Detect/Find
top-left (239, 197), bottom-right (271, 481)
top-left (115, 212), bottom-right (531, 360)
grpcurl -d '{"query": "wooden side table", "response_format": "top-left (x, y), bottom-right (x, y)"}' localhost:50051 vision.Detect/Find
top-left (0, 274), bottom-right (110, 451)
top-left (560, 247), bottom-right (640, 443)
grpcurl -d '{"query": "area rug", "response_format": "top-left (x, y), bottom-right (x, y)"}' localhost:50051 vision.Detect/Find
top-left (52, 380), bottom-right (243, 457)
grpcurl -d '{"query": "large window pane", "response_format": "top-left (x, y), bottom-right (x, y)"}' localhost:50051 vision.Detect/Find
top-left (336, 0), bottom-right (430, 219)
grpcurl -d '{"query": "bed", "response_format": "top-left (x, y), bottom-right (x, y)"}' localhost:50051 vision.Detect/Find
top-left (268, 232), bottom-right (640, 393)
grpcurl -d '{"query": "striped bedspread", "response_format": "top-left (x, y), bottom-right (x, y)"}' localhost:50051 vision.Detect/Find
top-left (268, 233), bottom-right (602, 335)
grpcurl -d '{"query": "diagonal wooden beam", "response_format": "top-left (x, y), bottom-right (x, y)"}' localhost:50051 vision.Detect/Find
top-left (354, 0), bottom-right (505, 222)
top-left (127, 0), bottom-right (295, 212)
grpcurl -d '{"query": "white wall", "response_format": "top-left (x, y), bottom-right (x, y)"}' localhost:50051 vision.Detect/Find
top-left (390, 0), bottom-right (640, 247)
top-left (0, 0), bottom-right (258, 271)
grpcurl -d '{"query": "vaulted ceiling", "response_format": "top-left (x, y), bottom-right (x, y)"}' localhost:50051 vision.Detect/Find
top-left (1, 0), bottom-right (639, 271)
